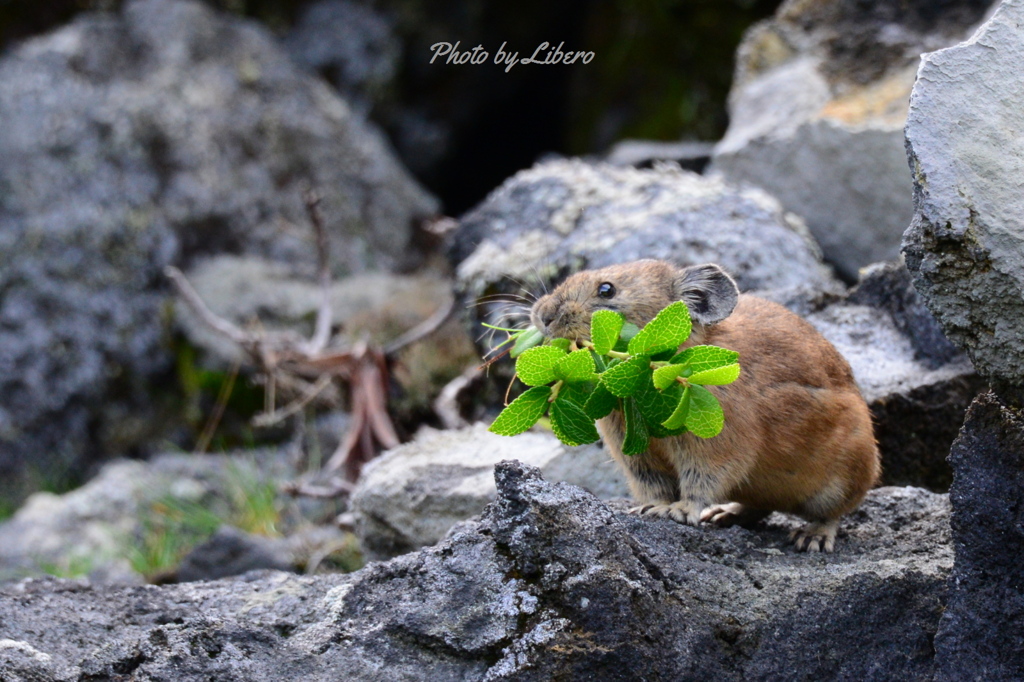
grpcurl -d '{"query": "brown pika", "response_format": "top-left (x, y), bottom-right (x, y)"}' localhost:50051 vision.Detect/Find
top-left (530, 259), bottom-right (880, 552)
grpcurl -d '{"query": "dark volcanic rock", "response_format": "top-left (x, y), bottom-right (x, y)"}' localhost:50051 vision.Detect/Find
top-left (0, 461), bottom-right (951, 680)
top-left (933, 391), bottom-right (1024, 680)
top-left (0, 0), bottom-right (437, 500)
top-left (902, 0), bottom-right (1024, 403)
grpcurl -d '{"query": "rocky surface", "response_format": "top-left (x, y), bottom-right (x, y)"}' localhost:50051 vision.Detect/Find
top-left (0, 461), bottom-right (952, 680)
top-left (902, 0), bottom-right (1024, 403)
top-left (806, 262), bottom-right (982, 489)
top-left (350, 424), bottom-right (629, 560)
top-left (452, 157), bottom-right (840, 338)
top-left (711, 0), bottom-right (995, 280)
top-left (0, 0), bottom-right (438, 503)
top-left (935, 391), bottom-right (1024, 680)
top-left (0, 451), bottom-right (346, 584)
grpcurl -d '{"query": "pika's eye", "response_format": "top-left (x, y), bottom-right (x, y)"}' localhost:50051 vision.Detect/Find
top-left (597, 282), bottom-right (616, 300)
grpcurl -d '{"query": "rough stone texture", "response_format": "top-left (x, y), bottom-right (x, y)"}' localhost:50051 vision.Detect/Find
top-left (0, 461), bottom-right (952, 680)
top-left (711, 0), bottom-right (994, 280)
top-left (0, 451), bottom-right (340, 584)
top-left (805, 262), bottom-right (982, 489)
top-left (350, 424), bottom-right (629, 560)
top-left (933, 390), bottom-right (1024, 680)
top-left (283, 0), bottom-right (400, 118)
top-left (0, 0), bottom-right (438, 503)
top-left (452, 157), bottom-right (841, 341)
top-left (902, 0), bottom-right (1024, 402)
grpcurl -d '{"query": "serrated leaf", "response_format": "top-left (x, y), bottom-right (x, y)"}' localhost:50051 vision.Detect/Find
top-left (549, 337), bottom-right (572, 352)
top-left (689, 363), bottom-right (741, 386)
top-left (600, 355), bottom-right (652, 397)
top-left (669, 345), bottom-right (739, 373)
top-left (662, 386), bottom-right (691, 431)
top-left (489, 386), bottom-right (552, 436)
top-left (515, 345), bottom-right (567, 386)
top-left (635, 381), bottom-right (683, 438)
top-left (550, 397), bottom-right (600, 446)
top-left (652, 364), bottom-right (685, 390)
top-left (554, 349), bottom-right (597, 383)
top-left (685, 385), bottom-right (724, 438)
top-left (590, 310), bottom-right (624, 355)
top-left (583, 382), bottom-right (617, 420)
top-left (559, 382), bottom-right (592, 406)
top-left (510, 327), bottom-right (545, 358)
top-left (627, 302), bottom-right (692, 356)
top-left (622, 397), bottom-right (649, 455)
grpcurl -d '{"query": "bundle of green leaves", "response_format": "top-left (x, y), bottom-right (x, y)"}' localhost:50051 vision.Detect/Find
top-left (486, 302), bottom-right (741, 454)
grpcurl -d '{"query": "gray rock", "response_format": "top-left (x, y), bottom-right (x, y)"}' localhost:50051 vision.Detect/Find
top-left (711, 0), bottom-right (995, 280)
top-left (0, 451), bottom-right (320, 584)
top-left (934, 390), bottom-right (1024, 680)
top-left (805, 262), bottom-right (981, 490)
top-left (283, 0), bottom-right (400, 116)
top-left (452, 158), bottom-right (841, 339)
top-left (0, 461), bottom-right (952, 680)
top-left (902, 0), bottom-right (1024, 402)
top-left (350, 424), bottom-right (629, 560)
top-left (176, 526), bottom-right (293, 583)
top-left (0, 0), bottom-right (438, 502)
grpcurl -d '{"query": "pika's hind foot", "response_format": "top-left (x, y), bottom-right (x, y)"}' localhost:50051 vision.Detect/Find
top-left (700, 503), bottom-right (770, 528)
top-left (629, 501), bottom-right (703, 526)
top-left (789, 520), bottom-right (839, 553)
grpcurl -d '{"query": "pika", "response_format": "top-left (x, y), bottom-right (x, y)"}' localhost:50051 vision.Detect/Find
top-left (530, 259), bottom-right (880, 552)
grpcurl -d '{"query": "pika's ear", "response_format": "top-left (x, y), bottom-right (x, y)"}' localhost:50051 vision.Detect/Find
top-left (673, 264), bottom-right (739, 326)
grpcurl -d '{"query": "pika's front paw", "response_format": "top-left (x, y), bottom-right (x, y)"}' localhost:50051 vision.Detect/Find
top-left (789, 520), bottom-right (839, 553)
top-left (631, 501), bottom-right (704, 526)
top-left (700, 503), bottom-right (770, 529)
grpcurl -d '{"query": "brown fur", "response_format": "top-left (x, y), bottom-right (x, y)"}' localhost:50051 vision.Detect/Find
top-left (530, 260), bottom-right (881, 552)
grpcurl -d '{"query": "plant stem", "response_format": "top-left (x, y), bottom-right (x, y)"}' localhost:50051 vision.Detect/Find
top-left (549, 380), bottom-right (564, 402)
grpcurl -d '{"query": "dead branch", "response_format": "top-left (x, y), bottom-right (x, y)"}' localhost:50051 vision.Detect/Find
top-left (302, 188), bottom-right (333, 356)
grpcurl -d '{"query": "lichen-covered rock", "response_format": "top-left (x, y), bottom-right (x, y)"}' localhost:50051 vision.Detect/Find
top-left (0, 461), bottom-right (953, 680)
top-left (0, 0), bottom-right (438, 504)
top-left (711, 0), bottom-right (994, 280)
top-left (934, 390), bottom-right (1024, 680)
top-left (452, 158), bottom-right (840, 343)
top-left (902, 0), bottom-right (1024, 402)
top-left (804, 262), bottom-right (982, 489)
top-left (350, 424), bottom-right (629, 560)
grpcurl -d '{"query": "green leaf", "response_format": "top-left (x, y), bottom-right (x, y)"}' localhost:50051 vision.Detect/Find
top-left (627, 302), bottom-right (692, 356)
top-left (685, 385), bottom-right (724, 438)
top-left (550, 397), bottom-right (600, 446)
top-left (613, 323), bottom-right (640, 352)
top-left (510, 327), bottom-right (545, 358)
top-left (669, 345), bottom-right (739, 373)
top-left (554, 349), bottom-right (597, 383)
top-left (549, 337), bottom-right (572, 352)
top-left (652, 363), bottom-right (685, 390)
top-left (590, 310), bottom-right (624, 355)
top-left (583, 382), bottom-right (617, 420)
top-left (622, 397), bottom-right (649, 455)
top-left (689, 363), bottom-right (741, 386)
top-left (635, 381), bottom-right (684, 438)
top-left (600, 355), bottom-right (652, 397)
top-left (489, 386), bottom-right (552, 436)
top-left (515, 346), bottom-right (567, 386)
top-left (662, 386), bottom-right (691, 431)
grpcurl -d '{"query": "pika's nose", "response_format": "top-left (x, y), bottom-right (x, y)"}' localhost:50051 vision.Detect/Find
top-left (541, 310), bottom-right (557, 328)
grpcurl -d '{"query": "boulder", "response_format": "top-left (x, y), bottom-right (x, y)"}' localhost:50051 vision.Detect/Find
top-left (350, 424), bottom-right (629, 560)
top-left (0, 451), bottom-right (342, 584)
top-left (0, 0), bottom-right (438, 503)
top-left (934, 390), bottom-right (1024, 680)
top-left (902, 0), bottom-right (1024, 403)
top-left (0, 462), bottom-right (952, 680)
top-left (452, 157), bottom-right (840, 344)
top-left (804, 262), bottom-right (982, 489)
top-left (711, 0), bottom-right (995, 280)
